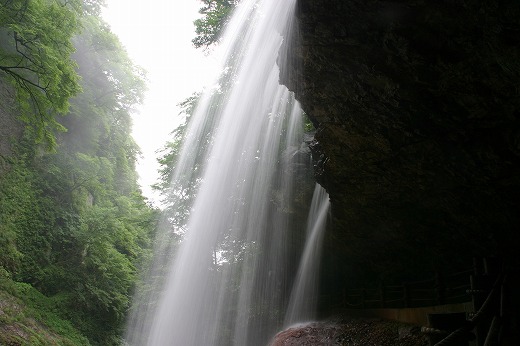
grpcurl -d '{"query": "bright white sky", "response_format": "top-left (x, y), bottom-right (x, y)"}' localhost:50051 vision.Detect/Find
top-left (102, 0), bottom-right (218, 205)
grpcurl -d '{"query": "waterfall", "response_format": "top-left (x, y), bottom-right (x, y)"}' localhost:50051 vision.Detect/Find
top-left (124, 1), bottom-right (328, 345)
top-left (284, 184), bottom-right (330, 326)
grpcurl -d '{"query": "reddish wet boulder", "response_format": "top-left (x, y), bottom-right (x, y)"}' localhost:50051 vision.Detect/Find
top-left (269, 318), bottom-right (428, 346)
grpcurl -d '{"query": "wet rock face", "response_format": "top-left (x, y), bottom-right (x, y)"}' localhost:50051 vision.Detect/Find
top-left (281, 0), bottom-right (520, 282)
top-left (269, 319), bottom-right (428, 346)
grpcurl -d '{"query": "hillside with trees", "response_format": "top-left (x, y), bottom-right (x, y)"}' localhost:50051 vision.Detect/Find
top-left (0, 1), bottom-right (157, 344)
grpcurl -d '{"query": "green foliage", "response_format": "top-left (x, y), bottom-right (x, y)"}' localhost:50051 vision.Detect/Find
top-left (0, 273), bottom-right (91, 345)
top-left (81, 0), bottom-right (107, 16)
top-left (0, 136), bottom-right (154, 342)
top-left (0, 0), bottom-right (84, 149)
top-left (193, 0), bottom-right (239, 49)
top-left (154, 94), bottom-right (202, 234)
top-left (0, 2), bottom-right (156, 344)
top-left (303, 113), bottom-right (315, 132)
top-left (0, 158), bottom-right (32, 273)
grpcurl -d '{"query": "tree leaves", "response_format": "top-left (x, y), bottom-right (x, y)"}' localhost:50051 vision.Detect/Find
top-left (0, 0), bottom-right (83, 150)
top-left (0, 2), bottom-right (156, 344)
top-left (193, 0), bottom-right (238, 49)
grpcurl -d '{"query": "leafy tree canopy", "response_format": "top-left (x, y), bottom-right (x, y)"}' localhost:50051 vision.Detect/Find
top-left (193, 0), bottom-right (239, 49)
top-left (0, 1), bottom-right (155, 344)
top-left (0, 0), bottom-right (105, 149)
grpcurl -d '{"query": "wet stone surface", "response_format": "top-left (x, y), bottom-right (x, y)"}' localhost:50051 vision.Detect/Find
top-left (270, 317), bottom-right (428, 346)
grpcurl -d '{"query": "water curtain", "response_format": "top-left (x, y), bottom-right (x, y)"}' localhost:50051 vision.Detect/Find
top-left (124, 1), bottom-right (329, 344)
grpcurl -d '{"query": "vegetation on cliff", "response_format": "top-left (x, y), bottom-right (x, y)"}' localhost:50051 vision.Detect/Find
top-left (0, 1), bottom-right (253, 343)
top-left (0, 1), bottom-right (157, 344)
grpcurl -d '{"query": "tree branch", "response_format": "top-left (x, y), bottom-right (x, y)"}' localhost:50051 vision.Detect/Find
top-left (0, 66), bottom-right (48, 92)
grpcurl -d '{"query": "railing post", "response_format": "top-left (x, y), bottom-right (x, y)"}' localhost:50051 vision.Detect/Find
top-left (482, 316), bottom-right (500, 346)
top-left (471, 258), bottom-right (485, 346)
top-left (469, 257), bottom-right (500, 346)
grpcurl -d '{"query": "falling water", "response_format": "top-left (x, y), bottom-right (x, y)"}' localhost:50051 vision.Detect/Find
top-left (284, 184), bottom-right (330, 326)
top-left (124, 0), bottom-right (326, 345)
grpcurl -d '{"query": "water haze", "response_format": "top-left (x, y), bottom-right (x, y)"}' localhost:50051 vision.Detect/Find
top-left (124, 0), bottom-right (329, 345)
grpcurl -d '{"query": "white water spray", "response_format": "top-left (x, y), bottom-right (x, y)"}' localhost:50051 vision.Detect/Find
top-left (124, 1), bottom-right (329, 345)
top-left (284, 184), bottom-right (330, 326)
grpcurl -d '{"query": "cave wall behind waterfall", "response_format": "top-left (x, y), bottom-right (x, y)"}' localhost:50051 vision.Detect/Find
top-left (281, 0), bottom-right (520, 287)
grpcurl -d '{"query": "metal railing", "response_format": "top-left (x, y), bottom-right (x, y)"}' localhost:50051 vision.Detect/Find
top-left (334, 268), bottom-right (473, 310)
top-left (434, 259), bottom-right (506, 346)
top-left (320, 257), bottom-right (507, 346)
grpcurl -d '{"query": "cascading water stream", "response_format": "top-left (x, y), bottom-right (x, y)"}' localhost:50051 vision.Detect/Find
top-left (284, 184), bottom-right (330, 326)
top-left (124, 1), bottom-right (329, 345)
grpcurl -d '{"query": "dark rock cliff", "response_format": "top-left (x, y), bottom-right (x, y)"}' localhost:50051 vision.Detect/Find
top-left (281, 0), bottom-right (520, 288)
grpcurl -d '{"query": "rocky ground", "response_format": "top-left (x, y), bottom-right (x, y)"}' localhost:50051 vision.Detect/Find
top-left (270, 316), bottom-right (429, 346)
